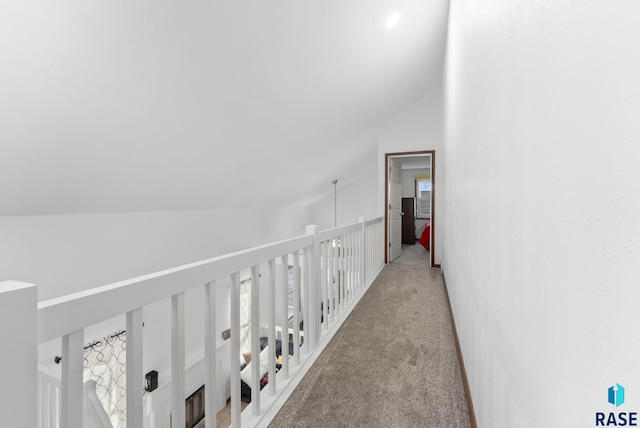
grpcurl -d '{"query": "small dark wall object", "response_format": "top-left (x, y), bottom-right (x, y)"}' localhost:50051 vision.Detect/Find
top-left (222, 328), bottom-right (231, 340)
top-left (145, 370), bottom-right (158, 392)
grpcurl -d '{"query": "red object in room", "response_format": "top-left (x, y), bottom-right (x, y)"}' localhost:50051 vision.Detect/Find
top-left (419, 222), bottom-right (430, 250)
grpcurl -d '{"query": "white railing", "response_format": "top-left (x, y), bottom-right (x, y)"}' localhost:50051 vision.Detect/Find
top-left (38, 367), bottom-right (61, 428)
top-left (1, 216), bottom-right (384, 428)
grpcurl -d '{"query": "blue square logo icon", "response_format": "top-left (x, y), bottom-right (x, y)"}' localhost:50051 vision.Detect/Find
top-left (609, 384), bottom-right (625, 407)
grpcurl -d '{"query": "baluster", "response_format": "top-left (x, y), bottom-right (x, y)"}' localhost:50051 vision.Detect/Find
top-left (267, 259), bottom-right (277, 396)
top-left (352, 231), bottom-right (356, 295)
top-left (352, 230), bottom-right (358, 294)
top-left (250, 265), bottom-right (261, 414)
top-left (349, 232), bottom-right (352, 294)
top-left (171, 293), bottom-right (186, 428)
top-left (54, 382), bottom-right (60, 428)
top-left (360, 217), bottom-right (366, 291)
top-left (327, 238), bottom-right (334, 323)
top-left (292, 252), bottom-right (301, 365)
top-left (372, 226), bottom-right (376, 279)
top-left (320, 240), bottom-right (328, 331)
top-left (301, 236), bottom-right (312, 352)
top-left (372, 224), bottom-right (376, 273)
top-left (332, 238), bottom-right (340, 318)
top-left (39, 377), bottom-right (49, 428)
top-left (126, 307), bottom-right (144, 427)
top-left (204, 281), bottom-right (218, 428)
top-left (344, 233), bottom-right (349, 306)
top-left (379, 223), bottom-right (382, 266)
top-left (348, 233), bottom-right (352, 300)
top-left (44, 378), bottom-right (55, 428)
top-left (353, 231), bottom-right (357, 299)
top-left (351, 231), bottom-right (357, 295)
top-left (356, 229), bottom-right (361, 291)
top-left (279, 255), bottom-right (290, 378)
top-left (340, 235), bottom-right (345, 312)
top-left (357, 228), bottom-right (362, 291)
top-left (302, 247), bottom-right (309, 353)
top-left (348, 232), bottom-right (353, 303)
top-left (306, 223), bottom-right (322, 350)
top-left (366, 226), bottom-right (370, 282)
top-left (373, 224), bottom-right (377, 272)
top-left (230, 273), bottom-right (241, 428)
top-left (61, 329), bottom-right (84, 428)
top-left (352, 232), bottom-right (356, 296)
top-left (366, 227), bottom-right (371, 282)
top-left (348, 233), bottom-right (352, 295)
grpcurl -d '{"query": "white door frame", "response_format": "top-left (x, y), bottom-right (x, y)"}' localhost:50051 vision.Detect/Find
top-left (384, 150), bottom-right (437, 267)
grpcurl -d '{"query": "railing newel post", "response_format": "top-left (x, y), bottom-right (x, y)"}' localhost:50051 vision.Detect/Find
top-left (0, 281), bottom-right (38, 428)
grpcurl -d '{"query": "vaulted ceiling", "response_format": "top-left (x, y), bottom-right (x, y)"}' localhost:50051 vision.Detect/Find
top-left (1, 0), bottom-right (449, 216)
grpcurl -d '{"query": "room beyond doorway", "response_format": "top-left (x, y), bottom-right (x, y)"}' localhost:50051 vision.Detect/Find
top-left (384, 150), bottom-right (436, 267)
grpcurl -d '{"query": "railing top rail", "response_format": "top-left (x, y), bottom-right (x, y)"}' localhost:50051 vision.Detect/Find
top-left (365, 217), bottom-right (383, 226)
top-left (317, 220), bottom-right (362, 242)
top-left (38, 234), bottom-right (313, 344)
top-left (36, 216), bottom-right (383, 344)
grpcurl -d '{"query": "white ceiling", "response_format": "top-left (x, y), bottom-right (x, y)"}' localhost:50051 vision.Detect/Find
top-left (399, 155), bottom-right (431, 170)
top-left (0, 0), bottom-right (449, 216)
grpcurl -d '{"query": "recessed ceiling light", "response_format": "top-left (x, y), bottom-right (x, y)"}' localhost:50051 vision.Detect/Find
top-left (386, 13), bottom-right (400, 29)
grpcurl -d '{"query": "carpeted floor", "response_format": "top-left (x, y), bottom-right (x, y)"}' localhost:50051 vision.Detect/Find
top-left (269, 244), bottom-right (471, 428)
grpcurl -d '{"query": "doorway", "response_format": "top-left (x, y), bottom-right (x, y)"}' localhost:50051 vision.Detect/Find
top-left (385, 151), bottom-right (436, 267)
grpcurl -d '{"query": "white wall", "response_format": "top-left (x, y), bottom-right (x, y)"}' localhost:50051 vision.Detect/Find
top-left (378, 89), bottom-right (444, 263)
top-left (308, 165), bottom-right (379, 230)
top-left (443, 1), bottom-right (640, 427)
top-left (0, 207), bottom-right (310, 300)
top-left (309, 90), bottom-right (444, 260)
top-left (401, 168), bottom-right (428, 199)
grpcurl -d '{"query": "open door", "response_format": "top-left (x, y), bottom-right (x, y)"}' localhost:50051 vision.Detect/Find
top-left (389, 157), bottom-right (402, 262)
top-left (385, 151), bottom-right (436, 267)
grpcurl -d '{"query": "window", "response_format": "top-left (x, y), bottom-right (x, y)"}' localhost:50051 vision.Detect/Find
top-left (415, 177), bottom-right (431, 219)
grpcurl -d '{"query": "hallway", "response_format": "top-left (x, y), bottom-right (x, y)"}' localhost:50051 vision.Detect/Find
top-left (269, 244), bottom-right (470, 427)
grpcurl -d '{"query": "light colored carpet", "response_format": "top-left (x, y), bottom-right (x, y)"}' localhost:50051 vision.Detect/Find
top-left (269, 244), bottom-right (471, 428)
